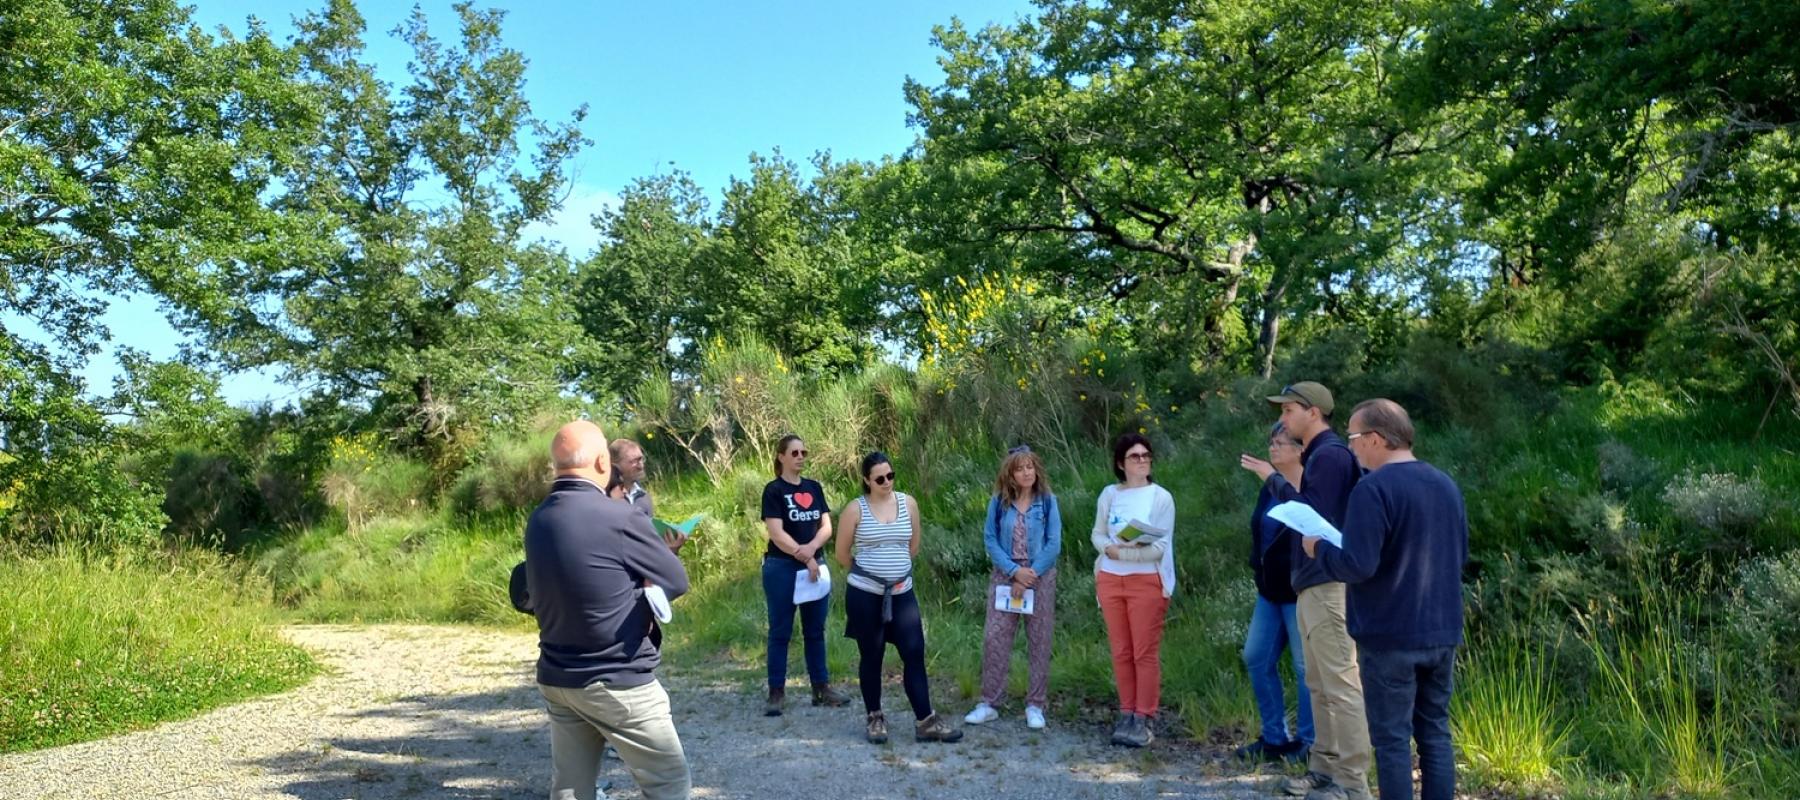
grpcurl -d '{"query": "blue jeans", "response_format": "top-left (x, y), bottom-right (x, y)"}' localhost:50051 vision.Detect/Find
top-left (1244, 596), bottom-right (1313, 745)
top-left (762, 556), bottom-right (830, 689)
top-left (1358, 646), bottom-right (1457, 800)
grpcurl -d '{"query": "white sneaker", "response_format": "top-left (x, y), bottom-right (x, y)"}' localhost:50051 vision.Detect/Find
top-left (1025, 705), bottom-right (1047, 729)
top-left (964, 703), bottom-right (998, 724)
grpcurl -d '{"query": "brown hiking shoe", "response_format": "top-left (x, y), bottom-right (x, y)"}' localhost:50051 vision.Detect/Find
top-left (914, 712), bottom-right (964, 743)
top-left (764, 686), bottom-right (785, 717)
top-left (812, 683), bottom-right (850, 707)
top-left (866, 710), bottom-right (888, 744)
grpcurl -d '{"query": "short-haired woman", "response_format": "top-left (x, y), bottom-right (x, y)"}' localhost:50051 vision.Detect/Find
top-left (1091, 432), bottom-right (1176, 747)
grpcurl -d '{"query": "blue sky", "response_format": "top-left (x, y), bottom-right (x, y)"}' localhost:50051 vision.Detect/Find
top-left (50, 0), bottom-right (1033, 407)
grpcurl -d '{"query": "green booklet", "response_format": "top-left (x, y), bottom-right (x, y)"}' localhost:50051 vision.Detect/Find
top-left (652, 513), bottom-right (705, 538)
top-left (1116, 518), bottom-right (1169, 544)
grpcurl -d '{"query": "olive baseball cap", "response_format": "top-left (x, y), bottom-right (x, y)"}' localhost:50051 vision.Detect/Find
top-left (1266, 381), bottom-right (1334, 415)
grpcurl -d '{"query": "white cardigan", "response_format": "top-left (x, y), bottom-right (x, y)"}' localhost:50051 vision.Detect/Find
top-left (1090, 482), bottom-right (1177, 598)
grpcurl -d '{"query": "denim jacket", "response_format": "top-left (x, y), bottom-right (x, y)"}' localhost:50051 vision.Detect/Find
top-left (983, 492), bottom-right (1063, 578)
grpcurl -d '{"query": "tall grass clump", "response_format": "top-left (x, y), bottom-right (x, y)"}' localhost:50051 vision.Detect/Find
top-left (1453, 645), bottom-right (1570, 793)
top-left (1577, 606), bottom-right (1735, 798)
top-left (0, 547), bottom-right (315, 753)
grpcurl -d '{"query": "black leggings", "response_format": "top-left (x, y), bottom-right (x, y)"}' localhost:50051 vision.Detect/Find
top-left (844, 585), bottom-right (932, 720)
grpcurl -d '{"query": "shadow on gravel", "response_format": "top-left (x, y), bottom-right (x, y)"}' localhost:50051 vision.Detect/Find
top-left (248, 677), bottom-right (1269, 800)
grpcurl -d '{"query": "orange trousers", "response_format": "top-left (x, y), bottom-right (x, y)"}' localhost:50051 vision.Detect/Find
top-left (1096, 571), bottom-right (1169, 717)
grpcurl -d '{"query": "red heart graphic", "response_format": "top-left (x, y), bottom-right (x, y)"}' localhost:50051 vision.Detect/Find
top-left (794, 492), bottom-right (814, 509)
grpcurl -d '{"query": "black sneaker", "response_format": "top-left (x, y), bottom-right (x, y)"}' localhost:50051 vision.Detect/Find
top-left (764, 686), bottom-right (785, 717)
top-left (1233, 737), bottom-right (1288, 763)
top-left (1278, 740), bottom-right (1311, 763)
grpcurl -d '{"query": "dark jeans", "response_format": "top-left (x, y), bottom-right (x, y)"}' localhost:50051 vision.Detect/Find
top-left (1358, 646), bottom-right (1457, 800)
top-left (762, 556), bottom-right (830, 690)
top-left (844, 585), bottom-right (932, 720)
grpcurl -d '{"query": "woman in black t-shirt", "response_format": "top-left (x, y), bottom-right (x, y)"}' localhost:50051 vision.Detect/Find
top-left (759, 434), bottom-right (850, 716)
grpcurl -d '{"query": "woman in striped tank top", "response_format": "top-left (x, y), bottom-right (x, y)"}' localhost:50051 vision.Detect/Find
top-left (835, 451), bottom-right (963, 745)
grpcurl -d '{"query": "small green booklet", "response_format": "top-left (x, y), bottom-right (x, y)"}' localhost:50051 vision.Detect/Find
top-left (652, 513), bottom-right (705, 538)
top-left (1116, 519), bottom-right (1169, 544)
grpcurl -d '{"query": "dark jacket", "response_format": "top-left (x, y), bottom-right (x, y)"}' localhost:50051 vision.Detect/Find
top-left (524, 477), bottom-right (689, 688)
top-left (1314, 460), bottom-right (1469, 651)
top-left (1269, 429), bottom-right (1360, 593)
top-left (1248, 483), bottom-right (1298, 604)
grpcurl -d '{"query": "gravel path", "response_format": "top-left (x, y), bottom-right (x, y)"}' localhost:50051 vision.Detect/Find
top-left (0, 625), bottom-right (1274, 799)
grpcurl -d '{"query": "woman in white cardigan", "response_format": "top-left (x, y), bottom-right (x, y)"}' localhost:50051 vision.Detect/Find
top-left (1091, 431), bottom-right (1176, 748)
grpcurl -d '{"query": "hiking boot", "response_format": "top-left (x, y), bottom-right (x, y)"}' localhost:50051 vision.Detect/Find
top-left (1278, 740), bottom-right (1311, 764)
top-left (764, 686), bottom-right (785, 717)
top-left (1305, 784), bottom-right (1372, 800)
top-left (914, 712), bottom-right (964, 742)
top-left (1280, 771), bottom-right (1334, 797)
top-left (866, 710), bottom-right (888, 744)
top-left (963, 702), bottom-right (998, 724)
top-left (1233, 737), bottom-right (1281, 763)
top-left (1116, 713), bottom-right (1154, 748)
top-left (1109, 712), bottom-right (1136, 746)
top-left (812, 683), bottom-right (850, 707)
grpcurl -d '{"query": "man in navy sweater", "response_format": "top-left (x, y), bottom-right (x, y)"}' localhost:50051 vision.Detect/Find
top-left (528, 420), bottom-right (692, 800)
top-left (1304, 399), bottom-right (1468, 800)
top-left (1241, 381), bottom-right (1371, 800)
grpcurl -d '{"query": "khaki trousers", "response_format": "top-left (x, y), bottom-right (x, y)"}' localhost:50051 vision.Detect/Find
top-left (539, 678), bottom-right (690, 800)
top-left (1297, 582), bottom-right (1372, 795)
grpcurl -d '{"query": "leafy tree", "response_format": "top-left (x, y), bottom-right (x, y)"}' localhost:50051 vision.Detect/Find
top-left (906, 0), bottom-right (1430, 374)
top-left (1, 0), bottom-right (303, 543)
top-left (174, 0), bottom-right (595, 450)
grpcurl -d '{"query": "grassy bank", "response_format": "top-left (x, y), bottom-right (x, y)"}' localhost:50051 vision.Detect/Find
top-left (242, 375), bottom-right (1799, 798)
top-left (0, 548), bottom-right (317, 753)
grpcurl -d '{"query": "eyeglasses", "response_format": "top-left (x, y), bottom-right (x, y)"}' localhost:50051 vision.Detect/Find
top-left (1124, 452), bottom-right (1153, 462)
top-left (871, 472), bottom-right (896, 485)
top-left (1269, 439), bottom-right (1300, 448)
top-left (787, 449), bottom-right (808, 457)
top-left (1346, 431), bottom-right (1377, 442)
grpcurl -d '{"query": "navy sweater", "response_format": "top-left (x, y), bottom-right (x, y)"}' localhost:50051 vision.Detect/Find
top-left (1248, 484), bottom-right (1298, 604)
top-left (525, 478), bottom-right (690, 688)
top-left (1270, 429), bottom-right (1360, 593)
top-left (1313, 460), bottom-right (1468, 651)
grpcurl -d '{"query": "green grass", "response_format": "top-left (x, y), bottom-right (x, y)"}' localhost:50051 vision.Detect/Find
top-left (1453, 644), bottom-right (1570, 793)
top-left (0, 547), bottom-right (317, 753)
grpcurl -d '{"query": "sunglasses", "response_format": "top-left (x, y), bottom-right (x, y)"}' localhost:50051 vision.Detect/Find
top-left (1007, 444), bottom-right (1032, 455)
top-left (1124, 451), bottom-right (1154, 462)
top-left (1279, 385), bottom-right (1316, 409)
top-left (787, 449), bottom-right (808, 457)
top-left (871, 471), bottom-right (897, 485)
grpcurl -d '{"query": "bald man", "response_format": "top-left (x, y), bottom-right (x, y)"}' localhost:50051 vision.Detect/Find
top-left (526, 420), bottom-right (692, 800)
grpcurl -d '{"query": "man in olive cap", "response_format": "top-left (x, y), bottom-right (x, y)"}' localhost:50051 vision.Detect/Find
top-left (1239, 381), bottom-right (1371, 800)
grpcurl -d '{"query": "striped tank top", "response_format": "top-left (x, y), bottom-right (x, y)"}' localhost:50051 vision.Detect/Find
top-left (848, 492), bottom-right (914, 595)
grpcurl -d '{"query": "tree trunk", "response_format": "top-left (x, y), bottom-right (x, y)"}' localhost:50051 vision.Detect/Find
top-left (1256, 270), bottom-right (1289, 379)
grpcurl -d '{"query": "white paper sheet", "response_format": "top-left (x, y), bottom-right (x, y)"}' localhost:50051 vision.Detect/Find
top-left (1268, 501), bottom-right (1344, 548)
top-left (793, 563), bottom-right (832, 604)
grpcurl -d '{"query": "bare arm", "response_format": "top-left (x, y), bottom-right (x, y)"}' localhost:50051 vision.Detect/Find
top-left (835, 506), bottom-right (858, 568)
top-left (764, 518), bottom-right (803, 557)
top-left (907, 495), bottom-right (922, 557)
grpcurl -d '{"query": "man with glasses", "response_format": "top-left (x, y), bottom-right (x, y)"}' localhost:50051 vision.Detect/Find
top-left (1239, 381), bottom-right (1371, 800)
top-left (1302, 399), bottom-right (1468, 800)
top-left (611, 438), bottom-right (654, 518)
